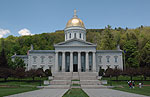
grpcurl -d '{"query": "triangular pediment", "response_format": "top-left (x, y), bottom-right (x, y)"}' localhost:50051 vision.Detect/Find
top-left (54, 39), bottom-right (96, 47)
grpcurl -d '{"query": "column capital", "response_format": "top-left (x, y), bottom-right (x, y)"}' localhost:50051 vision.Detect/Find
top-left (70, 51), bottom-right (73, 53)
top-left (93, 51), bottom-right (96, 53)
top-left (62, 51), bottom-right (65, 53)
top-left (86, 51), bottom-right (89, 53)
top-left (78, 51), bottom-right (81, 53)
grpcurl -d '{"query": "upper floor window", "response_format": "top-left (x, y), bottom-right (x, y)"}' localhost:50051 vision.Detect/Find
top-left (32, 65), bottom-right (37, 69)
top-left (80, 33), bottom-right (81, 38)
top-left (41, 56), bottom-right (45, 63)
top-left (49, 56), bottom-right (53, 63)
top-left (69, 33), bottom-right (71, 38)
top-left (33, 56), bottom-right (37, 63)
top-left (98, 56), bottom-right (102, 63)
top-left (106, 56), bottom-right (110, 63)
top-left (114, 56), bottom-right (118, 63)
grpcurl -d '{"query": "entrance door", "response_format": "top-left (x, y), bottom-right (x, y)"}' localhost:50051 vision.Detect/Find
top-left (73, 64), bottom-right (78, 72)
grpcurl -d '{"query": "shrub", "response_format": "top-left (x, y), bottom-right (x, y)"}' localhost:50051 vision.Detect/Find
top-left (45, 69), bottom-right (52, 76)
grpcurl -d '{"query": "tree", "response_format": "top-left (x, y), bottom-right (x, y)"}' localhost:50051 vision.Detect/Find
top-left (36, 68), bottom-right (45, 77)
top-left (98, 67), bottom-right (104, 76)
top-left (101, 25), bottom-right (115, 50)
top-left (12, 57), bottom-right (26, 69)
top-left (45, 69), bottom-right (52, 76)
top-left (140, 41), bottom-right (150, 67)
top-left (105, 68), bottom-right (114, 77)
top-left (0, 68), bottom-right (12, 81)
top-left (26, 69), bottom-right (37, 81)
top-left (14, 67), bottom-right (26, 79)
top-left (123, 68), bottom-right (137, 81)
top-left (0, 39), bottom-right (8, 68)
top-left (113, 68), bottom-right (122, 80)
top-left (123, 40), bottom-right (139, 67)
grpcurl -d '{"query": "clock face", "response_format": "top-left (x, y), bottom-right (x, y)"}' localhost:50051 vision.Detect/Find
top-left (72, 19), bottom-right (79, 24)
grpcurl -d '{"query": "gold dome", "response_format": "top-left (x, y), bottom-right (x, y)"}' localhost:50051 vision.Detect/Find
top-left (66, 10), bottom-right (85, 28)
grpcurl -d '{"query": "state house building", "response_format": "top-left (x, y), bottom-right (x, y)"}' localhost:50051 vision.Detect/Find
top-left (12, 10), bottom-right (123, 74)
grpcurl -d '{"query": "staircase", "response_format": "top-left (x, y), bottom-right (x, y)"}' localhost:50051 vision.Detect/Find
top-left (47, 72), bottom-right (103, 89)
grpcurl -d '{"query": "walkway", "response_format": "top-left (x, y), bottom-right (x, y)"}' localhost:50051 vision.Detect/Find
top-left (5, 89), bottom-right (68, 97)
top-left (83, 89), bottom-right (149, 97)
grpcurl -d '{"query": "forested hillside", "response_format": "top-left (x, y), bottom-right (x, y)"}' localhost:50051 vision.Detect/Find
top-left (1, 25), bottom-right (150, 68)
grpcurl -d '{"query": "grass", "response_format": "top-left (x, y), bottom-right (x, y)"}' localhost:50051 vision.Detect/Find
top-left (113, 86), bottom-right (150, 96)
top-left (0, 77), bottom-right (47, 97)
top-left (72, 83), bottom-right (80, 86)
top-left (0, 87), bottom-right (38, 97)
top-left (71, 79), bottom-right (80, 81)
top-left (101, 75), bottom-right (150, 86)
top-left (101, 76), bottom-right (150, 96)
top-left (63, 88), bottom-right (89, 97)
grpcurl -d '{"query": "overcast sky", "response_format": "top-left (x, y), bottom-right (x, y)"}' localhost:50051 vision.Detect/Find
top-left (0, 0), bottom-right (150, 38)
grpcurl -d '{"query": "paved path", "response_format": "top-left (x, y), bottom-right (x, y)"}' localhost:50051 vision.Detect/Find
top-left (83, 89), bottom-right (149, 97)
top-left (5, 89), bottom-right (68, 97)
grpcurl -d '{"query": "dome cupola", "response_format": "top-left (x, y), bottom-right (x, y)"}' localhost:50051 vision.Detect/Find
top-left (66, 10), bottom-right (85, 28)
top-left (64, 10), bottom-right (86, 41)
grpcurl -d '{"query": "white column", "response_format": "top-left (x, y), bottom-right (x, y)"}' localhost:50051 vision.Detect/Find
top-left (55, 52), bottom-right (58, 72)
top-left (70, 52), bottom-right (73, 72)
top-left (86, 51), bottom-right (89, 72)
top-left (93, 52), bottom-right (96, 72)
top-left (78, 52), bottom-right (81, 72)
top-left (62, 52), bottom-right (65, 72)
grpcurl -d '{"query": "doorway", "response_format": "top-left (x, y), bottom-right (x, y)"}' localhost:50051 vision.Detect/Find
top-left (73, 64), bottom-right (78, 72)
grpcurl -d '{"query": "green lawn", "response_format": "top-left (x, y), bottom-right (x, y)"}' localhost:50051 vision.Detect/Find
top-left (0, 87), bottom-right (38, 97)
top-left (63, 88), bottom-right (89, 97)
top-left (101, 76), bottom-right (150, 96)
top-left (113, 86), bottom-right (150, 96)
top-left (0, 77), bottom-right (47, 97)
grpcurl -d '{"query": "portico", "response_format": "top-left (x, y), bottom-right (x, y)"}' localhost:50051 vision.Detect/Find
top-left (55, 51), bottom-right (96, 72)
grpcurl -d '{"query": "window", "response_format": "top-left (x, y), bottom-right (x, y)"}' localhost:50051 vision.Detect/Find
top-left (69, 33), bottom-right (71, 38)
top-left (32, 65), bottom-right (37, 69)
top-left (114, 65), bottom-right (118, 69)
top-left (66, 34), bottom-right (67, 40)
top-left (74, 33), bottom-right (76, 38)
top-left (106, 56), bottom-right (110, 63)
top-left (49, 56), bottom-right (52, 62)
top-left (98, 56), bottom-right (102, 63)
top-left (106, 65), bottom-right (110, 69)
top-left (114, 56), bottom-right (118, 63)
top-left (33, 56), bottom-right (37, 63)
top-left (40, 65), bottom-right (44, 69)
top-left (41, 56), bottom-right (45, 63)
top-left (80, 33), bottom-right (81, 38)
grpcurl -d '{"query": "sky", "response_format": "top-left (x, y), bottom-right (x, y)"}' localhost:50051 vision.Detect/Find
top-left (0, 0), bottom-right (150, 38)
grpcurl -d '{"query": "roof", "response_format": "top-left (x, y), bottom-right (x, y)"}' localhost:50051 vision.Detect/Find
top-left (11, 55), bottom-right (28, 58)
top-left (54, 38), bottom-right (97, 47)
top-left (96, 50), bottom-right (122, 53)
top-left (29, 50), bottom-right (55, 53)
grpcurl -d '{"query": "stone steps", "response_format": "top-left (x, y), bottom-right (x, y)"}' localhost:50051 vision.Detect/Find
top-left (43, 85), bottom-right (70, 89)
top-left (49, 72), bottom-right (102, 88)
top-left (80, 77), bottom-right (97, 80)
top-left (80, 80), bottom-right (101, 85)
top-left (54, 76), bottom-right (72, 80)
top-left (50, 80), bottom-right (71, 85)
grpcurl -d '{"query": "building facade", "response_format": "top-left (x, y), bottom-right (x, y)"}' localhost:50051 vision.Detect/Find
top-left (12, 10), bottom-right (123, 74)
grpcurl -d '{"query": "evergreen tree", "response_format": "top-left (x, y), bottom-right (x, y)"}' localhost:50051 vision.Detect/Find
top-left (0, 39), bottom-right (8, 68)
